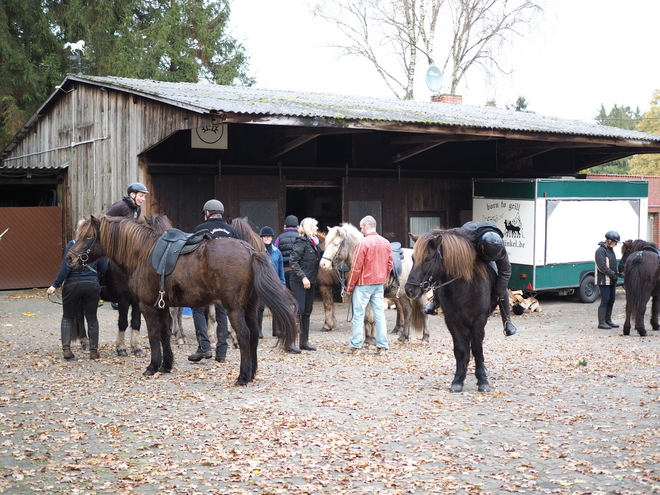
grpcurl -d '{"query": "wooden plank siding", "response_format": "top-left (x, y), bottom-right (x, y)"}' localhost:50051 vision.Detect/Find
top-left (4, 84), bottom-right (215, 238)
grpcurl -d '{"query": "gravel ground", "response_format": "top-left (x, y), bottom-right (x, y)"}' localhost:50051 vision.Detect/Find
top-left (0, 288), bottom-right (658, 494)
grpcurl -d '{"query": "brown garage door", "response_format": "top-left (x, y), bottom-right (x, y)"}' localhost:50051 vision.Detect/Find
top-left (0, 207), bottom-right (63, 290)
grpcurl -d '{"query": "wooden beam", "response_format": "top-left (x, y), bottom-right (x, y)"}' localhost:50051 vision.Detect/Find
top-left (392, 141), bottom-right (447, 163)
top-left (269, 134), bottom-right (320, 159)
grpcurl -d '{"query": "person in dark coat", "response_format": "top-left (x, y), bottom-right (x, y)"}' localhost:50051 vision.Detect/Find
top-left (424, 221), bottom-right (517, 336)
top-left (595, 230), bottom-right (621, 329)
top-left (258, 226), bottom-right (286, 337)
top-left (288, 217), bottom-right (323, 352)
top-left (274, 214), bottom-right (299, 289)
top-left (188, 199), bottom-right (238, 363)
top-left (106, 182), bottom-right (149, 219)
top-left (47, 238), bottom-right (106, 360)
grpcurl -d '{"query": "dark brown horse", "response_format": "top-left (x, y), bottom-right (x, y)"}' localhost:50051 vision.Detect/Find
top-left (620, 238), bottom-right (660, 336)
top-left (66, 215), bottom-right (298, 385)
top-left (405, 229), bottom-right (495, 392)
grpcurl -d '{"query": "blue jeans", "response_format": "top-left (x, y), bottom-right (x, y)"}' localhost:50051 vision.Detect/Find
top-left (350, 284), bottom-right (388, 350)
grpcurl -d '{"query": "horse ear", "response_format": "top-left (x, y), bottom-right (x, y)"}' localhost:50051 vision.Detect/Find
top-left (408, 233), bottom-right (418, 243)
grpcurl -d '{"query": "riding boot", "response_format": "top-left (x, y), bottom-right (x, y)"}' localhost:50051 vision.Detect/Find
top-left (597, 307), bottom-right (612, 329)
top-left (61, 319), bottom-right (75, 360)
top-left (88, 321), bottom-right (100, 359)
top-left (498, 297), bottom-right (517, 336)
top-left (299, 317), bottom-right (316, 351)
top-left (423, 300), bottom-right (438, 315)
top-left (605, 307), bottom-right (619, 328)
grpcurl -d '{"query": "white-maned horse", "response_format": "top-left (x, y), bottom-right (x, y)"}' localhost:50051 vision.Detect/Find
top-left (319, 223), bottom-right (428, 343)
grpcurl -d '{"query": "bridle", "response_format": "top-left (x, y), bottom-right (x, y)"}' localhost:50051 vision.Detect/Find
top-left (408, 237), bottom-right (457, 292)
top-left (321, 233), bottom-right (350, 296)
top-left (68, 231), bottom-right (97, 269)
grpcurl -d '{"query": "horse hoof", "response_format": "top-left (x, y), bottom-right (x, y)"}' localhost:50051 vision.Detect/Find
top-left (234, 380), bottom-right (249, 387)
top-left (449, 384), bottom-right (463, 393)
top-left (142, 369), bottom-right (156, 376)
top-left (132, 349), bottom-right (144, 355)
top-left (478, 384), bottom-right (491, 392)
top-left (638, 330), bottom-right (647, 337)
top-left (117, 349), bottom-right (128, 356)
top-left (157, 367), bottom-right (171, 373)
top-left (320, 327), bottom-right (333, 332)
top-left (397, 336), bottom-right (408, 343)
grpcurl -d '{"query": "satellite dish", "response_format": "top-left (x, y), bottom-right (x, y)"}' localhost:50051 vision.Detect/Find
top-left (425, 65), bottom-right (443, 92)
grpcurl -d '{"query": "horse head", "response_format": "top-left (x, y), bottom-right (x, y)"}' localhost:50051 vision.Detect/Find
top-left (66, 215), bottom-right (103, 269)
top-left (320, 223), bottom-right (362, 270)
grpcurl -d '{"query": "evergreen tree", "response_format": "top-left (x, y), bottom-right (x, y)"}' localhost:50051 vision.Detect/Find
top-left (0, 0), bottom-right (253, 150)
top-left (582, 103), bottom-right (642, 174)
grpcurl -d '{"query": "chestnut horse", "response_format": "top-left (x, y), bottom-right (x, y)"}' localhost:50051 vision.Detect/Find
top-left (66, 215), bottom-right (298, 385)
top-left (405, 229), bottom-right (496, 392)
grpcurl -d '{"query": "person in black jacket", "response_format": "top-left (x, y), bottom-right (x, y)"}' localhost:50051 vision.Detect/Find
top-left (288, 217), bottom-right (323, 352)
top-left (188, 199), bottom-right (238, 363)
top-left (595, 230), bottom-right (621, 329)
top-left (274, 214), bottom-right (299, 289)
top-left (106, 182), bottom-right (149, 219)
top-left (47, 239), bottom-right (106, 360)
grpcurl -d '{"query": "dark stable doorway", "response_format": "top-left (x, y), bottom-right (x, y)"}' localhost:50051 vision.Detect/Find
top-left (285, 186), bottom-right (342, 233)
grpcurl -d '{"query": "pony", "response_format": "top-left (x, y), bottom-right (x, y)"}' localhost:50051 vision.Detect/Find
top-left (72, 215), bottom-right (174, 355)
top-left (66, 215), bottom-right (298, 385)
top-left (619, 238), bottom-right (660, 336)
top-left (319, 223), bottom-right (427, 343)
top-left (404, 229), bottom-right (495, 392)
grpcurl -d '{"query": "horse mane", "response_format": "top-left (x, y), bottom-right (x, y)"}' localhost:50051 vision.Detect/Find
top-left (622, 238), bottom-right (657, 257)
top-left (231, 217), bottom-right (265, 253)
top-left (324, 223), bottom-right (363, 265)
top-left (413, 229), bottom-right (487, 282)
top-left (90, 215), bottom-right (171, 269)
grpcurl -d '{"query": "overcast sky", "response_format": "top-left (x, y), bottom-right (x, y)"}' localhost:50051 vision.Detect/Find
top-left (229, 0), bottom-right (660, 122)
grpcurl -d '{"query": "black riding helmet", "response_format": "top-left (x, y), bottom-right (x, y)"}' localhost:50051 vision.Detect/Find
top-left (259, 226), bottom-right (275, 237)
top-left (127, 182), bottom-right (149, 195)
top-left (605, 230), bottom-right (620, 242)
top-left (478, 231), bottom-right (504, 261)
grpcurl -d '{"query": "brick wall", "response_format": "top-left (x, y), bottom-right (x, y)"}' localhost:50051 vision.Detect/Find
top-left (586, 173), bottom-right (660, 245)
top-left (431, 94), bottom-right (463, 104)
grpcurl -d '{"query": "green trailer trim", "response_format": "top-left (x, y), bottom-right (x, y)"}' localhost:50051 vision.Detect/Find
top-left (473, 179), bottom-right (648, 200)
top-left (509, 262), bottom-right (596, 291)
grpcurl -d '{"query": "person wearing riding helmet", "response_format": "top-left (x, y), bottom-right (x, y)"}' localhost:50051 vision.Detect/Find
top-left (188, 199), bottom-right (238, 363)
top-left (595, 230), bottom-right (621, 329)
top-left (274, 214), bottom-right (299, 289)
top-left (257, 226), bottom-right (286, 337)
top-left (106, 182), bottom-right (149, 219)
top-left (423, 221), bottom-right (517, 337)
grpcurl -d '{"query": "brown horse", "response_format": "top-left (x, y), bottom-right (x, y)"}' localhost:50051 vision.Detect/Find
top-left (66, 215), bottom-right (298, 385)
top-left (405, 229), bottom-right (495, 392)
top-left (620, 238), bottom-right (660, 336)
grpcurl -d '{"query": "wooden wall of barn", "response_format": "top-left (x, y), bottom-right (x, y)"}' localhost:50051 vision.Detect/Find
top-left (3, 84), bottom-right (212, 237)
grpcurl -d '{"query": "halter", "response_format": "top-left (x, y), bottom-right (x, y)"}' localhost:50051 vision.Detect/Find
top-left (321, 235), bottom-right (350, 297)
top-left (68, 233), bottom-right (97, 269)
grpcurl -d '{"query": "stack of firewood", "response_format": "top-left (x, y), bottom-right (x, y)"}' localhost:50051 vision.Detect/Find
top-left (508, 289), bottom-right (542, 313)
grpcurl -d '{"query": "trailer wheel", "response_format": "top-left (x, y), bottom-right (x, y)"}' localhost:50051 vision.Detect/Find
top-left (577, 274), bottom-right (599, 303)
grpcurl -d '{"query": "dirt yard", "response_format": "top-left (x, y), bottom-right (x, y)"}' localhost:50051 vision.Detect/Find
top-left (0, 288), bottom-right (658, 494)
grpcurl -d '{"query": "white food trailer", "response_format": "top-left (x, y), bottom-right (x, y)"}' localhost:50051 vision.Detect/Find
top-left (472, 178), bottom-right (649, 302)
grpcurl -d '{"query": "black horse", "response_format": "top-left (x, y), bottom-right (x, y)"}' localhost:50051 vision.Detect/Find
top-left (620, 238), bottom-right (660, 336)
top-left (405, 229), bottom-right (495, 392)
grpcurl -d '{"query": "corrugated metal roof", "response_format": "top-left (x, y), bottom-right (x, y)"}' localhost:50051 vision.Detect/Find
top-left (74, 74), bottom-right (660, 142)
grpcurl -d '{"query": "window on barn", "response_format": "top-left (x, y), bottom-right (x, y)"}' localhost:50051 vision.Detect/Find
top-left (239, 200), bottom-right (279, 235)
top-left (348, 201), bottom-right (381, 233)
top-left (409, 212), bottom-right (446, 247)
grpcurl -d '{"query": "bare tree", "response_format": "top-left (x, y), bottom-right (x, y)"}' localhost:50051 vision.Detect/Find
top-left (313, 0), bottom-right (541, 100)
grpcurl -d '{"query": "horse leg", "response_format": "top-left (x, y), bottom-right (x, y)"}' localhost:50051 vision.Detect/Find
top-left (391, 298), bottom-right (406, 339)
top-left (635, 294), bottom-right (650, 337)
top-left (227, 308), bottom-right (252, 386)
top-left (319, 284), bottom-right (336, 332)
top-left (470, 322), bottom-right (490, 392)
top-left (169, 307), bottom-right (185, 344)
top-left (447, 321), bottom-right (470, 392)
top-left (245, 298), bottom-right (260, 380)
top-left (623, 299), bottom-right (632, 336)
top-left (116, 301), bottom-right (129, 356)
top-left (650, 295), bottom-right (660, 331)
top-left (364, 304), bottom-right (376, 348)
top-left (75, 303), bottom-right (89, 350)
top-left (139, 305), bottom-right (164, 376)
top-left (130, 301), bottom-right (143, 355)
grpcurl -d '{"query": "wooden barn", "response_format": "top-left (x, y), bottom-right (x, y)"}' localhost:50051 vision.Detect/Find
top-left (2, 74), bottom-right (660, 289)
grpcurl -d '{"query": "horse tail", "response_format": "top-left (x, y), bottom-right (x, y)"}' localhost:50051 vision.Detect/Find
top-left (410, 296), bottom-right (427, 332)
top-left (71, 319), bottom-right (81, 343)
top-left (250, 252), bottom-right (299, 350)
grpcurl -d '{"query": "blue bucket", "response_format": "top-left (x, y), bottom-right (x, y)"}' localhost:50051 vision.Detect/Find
top-left (182, 307), bottom-right (192, 316)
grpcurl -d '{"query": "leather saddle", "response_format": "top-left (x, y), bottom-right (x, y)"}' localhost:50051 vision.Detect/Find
top-left (642, 245), bottom-right (660, 256)
top-left (390, 242), bottom-right (404, 277)
top-left (151, 228), bottom-right (211, 308)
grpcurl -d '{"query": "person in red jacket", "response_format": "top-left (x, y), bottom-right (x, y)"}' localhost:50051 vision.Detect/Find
top-left (346, 215), bottom-right (393, 355)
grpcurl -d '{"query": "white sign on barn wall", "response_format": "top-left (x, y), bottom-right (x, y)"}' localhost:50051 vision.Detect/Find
top-left (472, 198), bottom-right (536, 265)
top-left (191, 125), bottom-right (228, 149)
